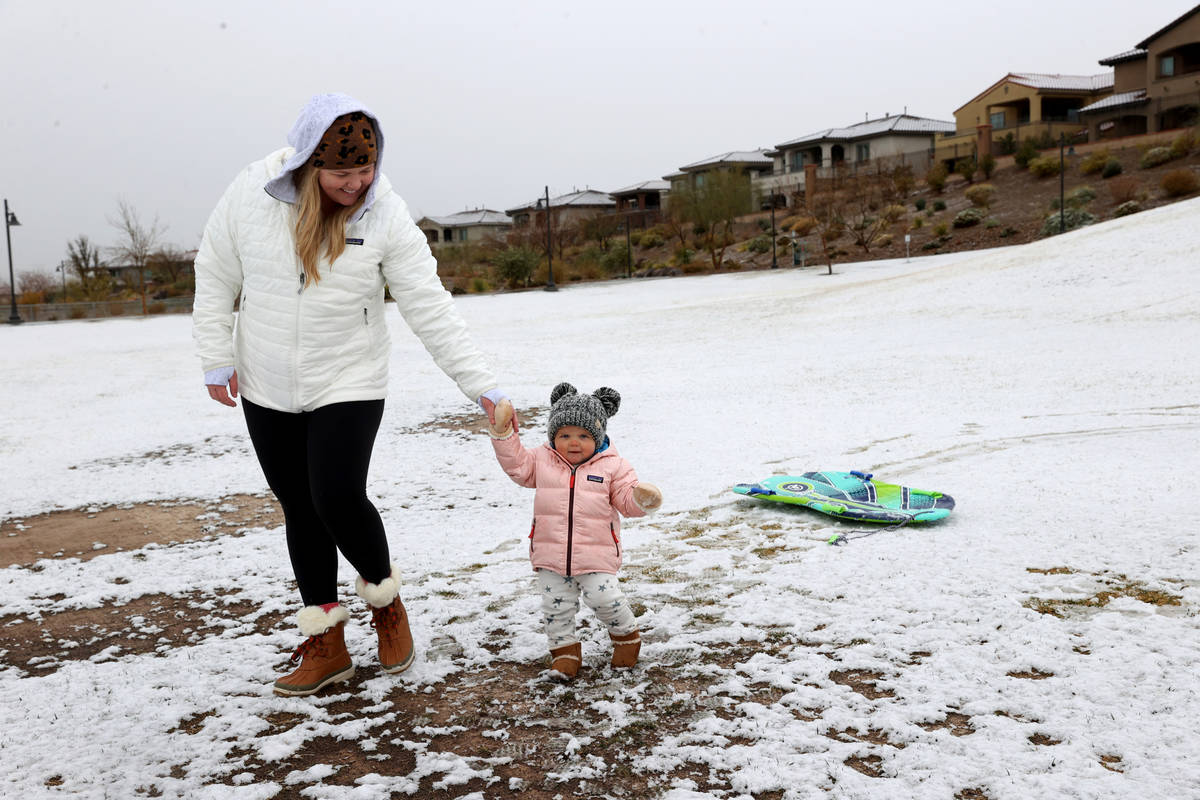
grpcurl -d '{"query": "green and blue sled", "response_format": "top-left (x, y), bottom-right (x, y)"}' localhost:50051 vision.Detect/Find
top-left (732, 471), bottom-right (954, 524)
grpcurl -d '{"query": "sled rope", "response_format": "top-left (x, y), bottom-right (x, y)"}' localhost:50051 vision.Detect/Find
top-left (827, 519), bottom-right (909, 545)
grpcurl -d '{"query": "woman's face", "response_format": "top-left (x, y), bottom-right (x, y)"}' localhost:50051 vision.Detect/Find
top-left (318, 164), bottom-right (375, 206)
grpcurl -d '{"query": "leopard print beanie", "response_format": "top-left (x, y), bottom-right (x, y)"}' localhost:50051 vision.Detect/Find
top-left (309, 112), bottom-right (377, 168)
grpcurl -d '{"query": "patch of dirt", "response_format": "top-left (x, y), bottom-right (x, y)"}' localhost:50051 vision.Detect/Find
top-left (0, 494), bottom-right (283, 569)
top-left (829, 669), bottom-right (896, 699)
top-left (919, 711), bottom-right (975, 737)
top-left (1029, 732), bottom-right (1062, 746)
top-left (1007, 668), bottom-right (1055, 680)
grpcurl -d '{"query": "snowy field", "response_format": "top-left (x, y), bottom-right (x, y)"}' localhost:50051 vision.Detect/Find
top-left (1, 198), bottom-right (1198, 799)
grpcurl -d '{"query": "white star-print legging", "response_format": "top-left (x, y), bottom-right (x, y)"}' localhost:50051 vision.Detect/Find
top-left (536, 568), bottom-right (638, 648)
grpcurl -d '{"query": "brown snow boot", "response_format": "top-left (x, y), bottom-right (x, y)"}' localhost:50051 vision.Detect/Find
top-left (273, 606), bottom-right (354, 697)
top-left (610, 630), bottom-right (641, 668)
top-left (357, 563), bottom-right (415, 674)
top-left (549, 642), bottom-right (582, 680)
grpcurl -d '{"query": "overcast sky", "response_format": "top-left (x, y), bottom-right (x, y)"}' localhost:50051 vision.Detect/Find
top-left (0, 0), bottom-right (1190, 275)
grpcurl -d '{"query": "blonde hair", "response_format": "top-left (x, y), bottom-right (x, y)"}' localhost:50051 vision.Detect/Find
top-left (293, 165), bottom-right (367, 286)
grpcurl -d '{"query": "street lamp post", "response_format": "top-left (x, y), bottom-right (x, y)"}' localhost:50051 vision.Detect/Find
top-left (769, 192), bottom-right (779, 268)
top-left (623, 218), bottom-right (632, 278)
top-left (5, 198), bottom-right (22, 325)
top-left (57, 260), bottom-right (66, 299)
top-left (540, 186), bottom-right (557, 292)
top-left (1059, 133), bottom-right (1066, 235)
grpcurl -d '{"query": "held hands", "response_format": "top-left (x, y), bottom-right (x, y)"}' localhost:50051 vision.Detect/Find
top-left (204, 367), bottom-right (239, 407)
top-left (488, 398), bottom-right (515, 438)
top-left (479, 389), bottom-right (519, 435)
top-left (633, 482), bottom-right (663, 512)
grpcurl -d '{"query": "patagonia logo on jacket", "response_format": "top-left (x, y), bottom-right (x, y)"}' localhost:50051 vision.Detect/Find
top-left (345, 237), bottom-right (364, 245)
top-left (587, 475), bottom-right (604, 483)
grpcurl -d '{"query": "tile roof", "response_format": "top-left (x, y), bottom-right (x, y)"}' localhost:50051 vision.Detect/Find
top-left (679, 149), bottom-right (773, 170)
top-left (505, 189), bottom-right (616, 215)
top-left (1007, 72), bottom-right (1114, 91)
top-left (775, 114), bottom-right (955, 148)
top-left (1099, 48), bottom-right (1147, 66)
top-left (610, 179), bottom-right (670, 195)
top-left (420, 209), bottom-right (511, 227)
top-left (1079, 89), bottom-right (1149, 113)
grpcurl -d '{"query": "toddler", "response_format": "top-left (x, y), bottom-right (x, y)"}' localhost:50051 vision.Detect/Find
top-left (488, 382), bottom-right (662, 679)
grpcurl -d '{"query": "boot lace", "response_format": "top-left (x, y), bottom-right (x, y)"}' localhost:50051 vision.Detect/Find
top-left (370, 602), bottom-right (400, 642)
top-left (289, 633), bottom-right (328, 664)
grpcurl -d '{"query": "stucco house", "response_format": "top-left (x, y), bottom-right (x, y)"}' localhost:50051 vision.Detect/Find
top-left (1079, 4), bottom-right (1200, 140)
top-left (757, 113), bottom-right (954, 206)
top-left (416, 208), bottom-right (511, 245)
top-left (664, 150), bottom-right (772, 215)
top-left (505, 189), bottom-right (616, 230)
top-left (935, 72), bottom-right (1113, 164)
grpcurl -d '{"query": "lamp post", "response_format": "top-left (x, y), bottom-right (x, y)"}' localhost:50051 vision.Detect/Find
top-left (769, 191), bottom-right (779, 268)
top-left (622, 218), bottom-right (632, 278)
top-left (56, 260), bottom-right (66, 299)
top-left (5, 199), bottom-right (22, 325)
top-left (538, 186), bottom-right (557, 292)
top-left (1059, 133), bottom-right (1066, 235)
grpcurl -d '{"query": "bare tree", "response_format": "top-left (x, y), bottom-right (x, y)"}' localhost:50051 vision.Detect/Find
top-left (66, 235), bottom-right (113, 301)
top-left (147, 245), bottom-right (194, 285)
top-left (673, 169), bottom-right (752, 270)
top-left (17, 271), bottom-right (55, 301)
top-left (108, 199), bottom-right (166, 314)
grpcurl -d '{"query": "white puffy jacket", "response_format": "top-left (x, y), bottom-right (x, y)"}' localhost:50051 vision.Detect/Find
top-left (192, 147), bottom-right (496, 413)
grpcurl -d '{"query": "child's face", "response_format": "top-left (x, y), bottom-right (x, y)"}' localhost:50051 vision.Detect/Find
top-left (554, 426), bottom-right (597, 464)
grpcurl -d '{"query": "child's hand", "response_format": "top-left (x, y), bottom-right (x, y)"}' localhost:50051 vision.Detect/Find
top-left (489, 399), bottom-right (515, 438)
top-left (633, 482), bottom-right (662, 512)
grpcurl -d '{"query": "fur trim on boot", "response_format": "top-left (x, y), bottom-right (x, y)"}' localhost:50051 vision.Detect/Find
top-left (355, 563), bottom-right (401, 608)
top-left (273, 607), bottom-right (354, 697)
top-left (610, 630), bottom-right (641, 668)
top-left (549, 642), bottom-right (582, 680)
top-left (357, 563), bottom-right (415, 674)
top-left (297, 604), bottom-right (350, 637)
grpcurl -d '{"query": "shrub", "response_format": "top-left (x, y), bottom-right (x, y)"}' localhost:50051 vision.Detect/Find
top-left (746, 233), bottom-right (772, 253)
top-left (911, 216), bottom-right (924, 229)
top-left (1014, 138), bottom-right (1040, 168)
top-left (1107, 175), bottom-right (1141, 204)
top-left (1101, 158), bottom-right (1123, 179)
top-left (628, 230), bottom-right (643, 246)
top-left (953, 208), bottom-right (986, 228)
top-left (491, 245), bottom-right (540, 288)
top-left (784, 216), bottom-right (818, 236)
top-left (601, 243), bottom-right (632, 274)
top-left (470, 277), bottom-right (490, 293)
top-left (1028, 156), bottom-right (1061, 178)
top-left (1160, 168), bottom-right (1200, 197)
top-left (1169, 129), bottom-right (1196, 158)
top-left (933, 222), bottom-right (949, 237)
top-left (671, 245), bottom-right (694, 265)
top-left (883, 204), bottom-right (907, 223)
top-left (1041, 208), bottom-right (1096, 236)
top-left (1066, 186), bottom-right (1097, 208)
top-left (925, 163), bottom-right (949, 193)
top-left (638, 230), bottom-right (665, 248)
top-left (1139, 146), bottom-right (1174, 169)
top-left (997, 132), bottom-right (1017, 156)
top-left (1114, 200), bottom-right (1142, 217)
top-left (954, 158), bottom-right (978, 184)
top-left (964, 183), bottom-right (996, 208)
top-left (914, 197), bottom-right (926, 211)
top-left (932, 199), bottom-right (946, 212)
top-left (980, 153), bottom-right (996, 179)
top-left (876, 233), bottom-right (894, 248)
top-left (147, 302), bottom-right (167, 315)
top-left (1079, 149), bottom-right (1111, 175)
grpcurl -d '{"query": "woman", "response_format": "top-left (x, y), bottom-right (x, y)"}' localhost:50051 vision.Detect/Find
top-left (192, 93), bottom-right (507, 697)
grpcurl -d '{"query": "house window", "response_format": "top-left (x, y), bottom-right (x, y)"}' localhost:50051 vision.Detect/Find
top-left (990, 111), bottom-right (1005, 129)
top-left (790, 151), bottom-right (803, 171)
top-left (855, 143), bottom-right (870, 162)
top-left (694, 173), bottom-right (706, 188)
top-left (1161, 55), bottom-right (1175, 77)
top-left (457, 229), bottom-right (468, 242)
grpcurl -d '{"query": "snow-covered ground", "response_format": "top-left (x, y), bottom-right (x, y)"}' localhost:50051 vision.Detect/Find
top-left (1, 198), bottom-right (1198, 799)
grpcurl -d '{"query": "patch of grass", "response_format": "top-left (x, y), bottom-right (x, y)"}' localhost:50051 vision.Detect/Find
top-left (1025, 573), bottom-right (1182, 617)
top-left (1026, 566), bottom-right (1074, 574)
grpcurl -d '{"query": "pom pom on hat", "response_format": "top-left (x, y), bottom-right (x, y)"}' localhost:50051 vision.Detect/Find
top-left (547, 382), bottom-right (620, 446)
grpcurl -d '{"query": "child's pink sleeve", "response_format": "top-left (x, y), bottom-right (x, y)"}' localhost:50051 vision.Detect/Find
top-left (490, 430), bottom-right (538, 488)
top-left (609, 456), bottom-right (646, 518)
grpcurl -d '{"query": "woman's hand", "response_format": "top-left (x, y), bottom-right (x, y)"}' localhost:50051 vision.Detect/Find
top-left (205, 367), bottom-right (239, 407)
top-left (479, 389), bottom-right (518, 433)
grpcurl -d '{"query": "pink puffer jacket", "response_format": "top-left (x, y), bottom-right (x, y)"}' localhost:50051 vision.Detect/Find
top-left (491, 430), bottom-right (646, 576)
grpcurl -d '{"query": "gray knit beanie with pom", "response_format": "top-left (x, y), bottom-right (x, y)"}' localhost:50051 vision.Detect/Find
top-left (547, 382), bottom-right (620, 446)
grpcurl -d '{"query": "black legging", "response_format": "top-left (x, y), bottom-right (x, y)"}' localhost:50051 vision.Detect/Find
top-left (243, 398), bottom-right (391, 606)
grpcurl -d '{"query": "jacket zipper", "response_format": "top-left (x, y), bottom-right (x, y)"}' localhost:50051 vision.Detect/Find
top-left (565, 468), bottom-right (578, 576)
top-left (611, 523), bottom-right (620, 557)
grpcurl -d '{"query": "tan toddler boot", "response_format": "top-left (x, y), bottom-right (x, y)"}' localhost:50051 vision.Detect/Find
top-left (549, 642), bottom-right (582, 680)
top-left (610, 630), bottom-right (641, 668)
